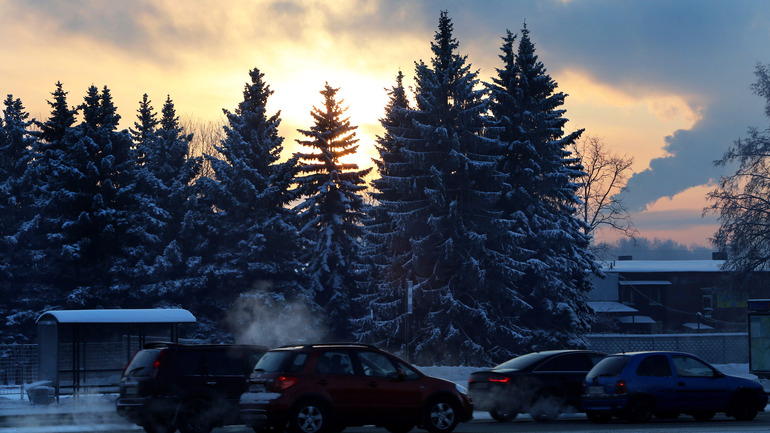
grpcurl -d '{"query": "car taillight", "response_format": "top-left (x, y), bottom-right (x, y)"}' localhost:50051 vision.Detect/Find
top-left (614, 379), bottom-right (627, 394)
top-left (151, 349), bottom-right (166, 379)
top-left (274, 376), bottom-right (298, 391)
top-left (489, 377), bottom-right (510, 383)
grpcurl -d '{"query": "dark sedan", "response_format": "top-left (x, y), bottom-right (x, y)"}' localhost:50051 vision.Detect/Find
top-left (468, 349), bottom-right (606, 422)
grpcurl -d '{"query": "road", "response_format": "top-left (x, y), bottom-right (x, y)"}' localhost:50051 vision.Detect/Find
top-left (5, 412), bottom-right (770, 433)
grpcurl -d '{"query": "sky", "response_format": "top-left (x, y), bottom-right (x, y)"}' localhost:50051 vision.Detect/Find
top-left (3, 0), bottom-right (770, 248)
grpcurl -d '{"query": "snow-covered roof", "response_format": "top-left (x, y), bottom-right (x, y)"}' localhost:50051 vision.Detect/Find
top-left (619, 280), bottom-right (672, 286)
top-left (587, 301), bottom-right (638, 313)
top-left (618, 315), bottom-right (656, 324)
top-left (682, 322), bottom-right (713, 330)
top-left (36, 309), bottom-right (196, 324)
top-left (603, 260), bottom-right (725, 273)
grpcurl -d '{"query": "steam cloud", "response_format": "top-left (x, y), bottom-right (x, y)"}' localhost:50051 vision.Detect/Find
top-left (226, 281), bottom-right (326, 348)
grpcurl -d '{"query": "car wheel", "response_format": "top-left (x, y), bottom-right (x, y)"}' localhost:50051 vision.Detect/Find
top-left (423, 398), bottom-right (459, 433)
top-left (177, 398), bottom-right (215, 433)
top-left (624, 396), bottom-right (652, 423)
top-left (290, 400), bottom-right (328, 433)
top-left (384, 424), bottom-right (414, 433)
top-left (586, 411), bottom-right (611, 423)
top-left (691, 410), bottom-right (715, 421)
top-left (529, 392), bottom-right (563, 422)
top-left (489, 408), bottom-right (518, 422)
top-left (730, 391), bottom-right (759, 421)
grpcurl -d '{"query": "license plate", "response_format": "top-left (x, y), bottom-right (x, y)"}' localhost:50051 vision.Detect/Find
top-left (249, 383), bottom-right (266, 392)
top-left (586, 386), bottom-right (604, 395)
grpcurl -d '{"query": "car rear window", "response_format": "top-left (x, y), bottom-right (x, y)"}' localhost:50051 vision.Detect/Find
top-left (254, 350), bottom-right (307, 373)
top-left (586, 355), bottom-right (629, 381)
top-left (494, 352), bottom-right (551, 371)
top-left (123, 349), bottom-right (163, 378)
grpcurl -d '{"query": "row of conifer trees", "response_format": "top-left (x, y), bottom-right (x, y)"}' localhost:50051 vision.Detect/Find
top-left (0, 11), bottom-right (594, 365)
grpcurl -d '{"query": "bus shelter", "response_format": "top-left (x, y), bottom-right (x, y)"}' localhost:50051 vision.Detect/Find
top-left (36, 309), bottom-right (196, 396)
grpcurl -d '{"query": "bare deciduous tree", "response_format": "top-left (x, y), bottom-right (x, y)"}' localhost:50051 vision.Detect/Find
top-left (180, 115), bottom-right (226, 179)
top-left (705, 64), bottom-right (770, 272)
top-left (571, 134), bottom-right (637, 238)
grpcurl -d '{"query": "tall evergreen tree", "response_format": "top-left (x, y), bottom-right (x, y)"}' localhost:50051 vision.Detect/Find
top-left (27, 84), bottom-right (139, 309)
top-left (489, 24), bottom-right (596, 352)
top-left (294, 83), bottom-right (371, 341)
top-left (0, 95), bottom-right (37, 342)
top-left (195, 68), bottom-right (308, 341)
top-left (354, 72), bottom-right (417, 350)
top-left (129, 95), bottom-right (204, 308)
top-left (362, 12), bottom-right (517, 365)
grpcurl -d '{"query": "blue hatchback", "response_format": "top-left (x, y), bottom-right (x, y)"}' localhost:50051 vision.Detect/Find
top-left (581, 351), bottom-right (767, 423)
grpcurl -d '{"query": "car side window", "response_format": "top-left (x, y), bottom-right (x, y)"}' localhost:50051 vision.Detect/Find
top-left (357, 351), bottom-right (399, 378)
top-left (288, 353), bottom-right (308, 373)
top-left (672, 355), bottom-right (717, 378)
top-left (206, 351), bottom-right (243, 376)
top-left (536, 353), bottom-right (592, 372)
top-left (177, 352), bottom-right (206, 376)
top-left (636, 355), bottom-right (672, 377)
top-left (316, 351), bottom-right (355, 375)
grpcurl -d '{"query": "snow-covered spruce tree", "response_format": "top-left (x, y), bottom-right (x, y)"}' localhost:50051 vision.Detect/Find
top-left (0, 95), bottom-right (37, 343)
top-left (294, 83), bottom-right (371, 342)
top-left (27, 84), bottom-right (139, 309)
top-left (353, 71), bottom-right (415, 351)
top-left (379, 12), bottom-right (518, 365)
top-left (130, 95), bottom-right (204, 308)
top-left (488, 24), bottom-right (596, 352)
top-left (195, 68), bottom-right (310, 341)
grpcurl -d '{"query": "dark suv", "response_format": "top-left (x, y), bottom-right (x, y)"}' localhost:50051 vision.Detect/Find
top-left (239, 343), bottom-right (473, 433)
top-left (116, 342), bottom-right (266, 433)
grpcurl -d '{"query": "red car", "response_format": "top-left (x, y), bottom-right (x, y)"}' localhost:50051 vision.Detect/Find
top-left (239, 343), bottom-right (473, 433)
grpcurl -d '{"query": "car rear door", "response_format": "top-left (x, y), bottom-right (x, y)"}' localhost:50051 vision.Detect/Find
top-left (313, 350), bottom-right (365, 420)
top-left (632, 354), bottom-right (677, 411)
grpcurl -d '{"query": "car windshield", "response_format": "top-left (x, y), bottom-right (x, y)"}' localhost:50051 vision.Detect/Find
top-left (253, 350), bottom-right (299, 373)
top-left (123, 349), bottom-right (162, 378)
top-left (586, 355), bottom-right (629, 381)
top-left (493, 352), bottom-right (552, 371)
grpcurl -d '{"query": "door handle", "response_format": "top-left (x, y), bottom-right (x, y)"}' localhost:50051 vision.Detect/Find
top-left (678, 382), bottom-right (685, 386)
top-left (318, 379), bottom-right (329, 386)
top-left (367, 381), bottom-right (379, 388)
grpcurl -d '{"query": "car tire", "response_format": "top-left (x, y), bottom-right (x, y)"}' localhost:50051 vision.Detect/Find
top-left (489, 408), bottom-right (518, 422)
top-left (289, 400), bottom-right (328, 433)
top-left (423, 398), bottom-right (459, 433)
top-left (730, 391), bottom-right (759, 421)
top-left (624, 396), bottom-right (653, 423)
top-left (586, 411), bottom-right (611, 423)
top-left (177, 398), bottom-right (215, 433)
top-left (654, 411), bottom-right (679, 419)
top-left (384, 424), bottom-right (414, 433)
top-left (529, 392), bottom-right (563, 422)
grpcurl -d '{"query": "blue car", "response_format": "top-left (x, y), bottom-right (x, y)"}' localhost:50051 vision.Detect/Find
top-left (581, 351), bottom-right (767, 423)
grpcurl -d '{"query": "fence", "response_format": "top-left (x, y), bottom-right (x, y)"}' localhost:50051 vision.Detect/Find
top-left (0, 344), bottom-right (38, 397)
top-left (586, 333), bottom-right (748, 364)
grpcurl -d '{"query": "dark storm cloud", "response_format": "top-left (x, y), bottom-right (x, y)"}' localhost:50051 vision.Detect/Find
top-left (415, 0), bottom-right (770, 211)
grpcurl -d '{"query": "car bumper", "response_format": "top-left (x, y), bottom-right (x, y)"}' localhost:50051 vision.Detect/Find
top-left (581, 394), bottom-right (630, 413)
top-left (115, 396), bottom-right (177, 424)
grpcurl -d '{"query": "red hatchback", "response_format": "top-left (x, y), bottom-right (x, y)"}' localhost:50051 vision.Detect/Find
top-left (239, 343), bottom-right (473, 433)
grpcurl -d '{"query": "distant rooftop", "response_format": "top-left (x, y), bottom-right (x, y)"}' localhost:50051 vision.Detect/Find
top-left (602, 260), bottom-right (725, 273)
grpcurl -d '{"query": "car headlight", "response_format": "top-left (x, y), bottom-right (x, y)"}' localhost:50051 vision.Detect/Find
top-left (456, 383), bottom-right (469, 395)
